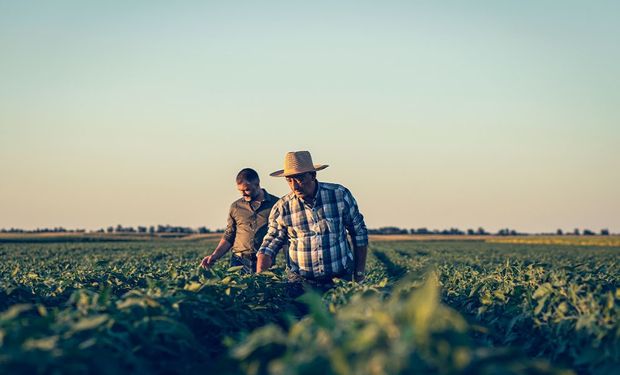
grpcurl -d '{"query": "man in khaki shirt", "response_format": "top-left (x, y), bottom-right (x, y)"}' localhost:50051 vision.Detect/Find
top-left (200, 168), bottom-right (279, 274)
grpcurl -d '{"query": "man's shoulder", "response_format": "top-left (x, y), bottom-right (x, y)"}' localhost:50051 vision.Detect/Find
top-left (319, 181), bottom-right (345, 190)
top-left (229, 197), bottom-right (245, 209)
top-left (319, 182), bottom-right (358, 205)
top-left (269, 192), bottom-right (297, 210)
top-left (319, 182), bottom-right (350, 194)
top-left (265, 192), bottom-right (280, 204)
top-left (276, 192), bottom-right (296, 204)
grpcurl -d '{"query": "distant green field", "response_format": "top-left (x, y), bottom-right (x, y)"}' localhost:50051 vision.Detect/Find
top-left (0, 239), bottom-right (618, 374)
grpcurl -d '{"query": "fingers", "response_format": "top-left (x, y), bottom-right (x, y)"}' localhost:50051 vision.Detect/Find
top-left (200, 256), bottom-right (213, 269)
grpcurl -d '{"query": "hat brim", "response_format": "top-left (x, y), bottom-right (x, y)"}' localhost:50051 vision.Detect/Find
top-left (270, 164), bottom-right (329, 177)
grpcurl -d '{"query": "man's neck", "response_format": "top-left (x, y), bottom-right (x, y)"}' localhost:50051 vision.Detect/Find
top-left (312, 181), bottom-right (319, 199)
top-left (256, 188), bottom-right (265, 202)
top-left (245, 189), bottom-right (265, 204)
top-left (302, 181), bottom-right (318, 206)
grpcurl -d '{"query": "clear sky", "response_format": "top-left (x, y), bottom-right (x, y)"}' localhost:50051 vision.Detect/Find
top-left (1, 1), bottom-right (618, 233)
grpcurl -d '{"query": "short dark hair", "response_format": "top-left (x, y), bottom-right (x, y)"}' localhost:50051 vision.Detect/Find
top-left (236, 168), bottom-right (259, 184)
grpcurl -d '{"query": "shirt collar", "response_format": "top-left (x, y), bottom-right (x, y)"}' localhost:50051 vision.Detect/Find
top-left (261, 189), bottom-right (275, 203)
top-left (312, 181), bottom-right (321, 200)
top-left (295, 180), bottom-right (321, 206)
top-left (241, 188), bottom-right (272, 206)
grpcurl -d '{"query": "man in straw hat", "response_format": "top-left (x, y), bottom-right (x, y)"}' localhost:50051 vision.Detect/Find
top-left (256, 151), bottom-right (368, 295)
top-left (200, 168), bottom-right (279, 274)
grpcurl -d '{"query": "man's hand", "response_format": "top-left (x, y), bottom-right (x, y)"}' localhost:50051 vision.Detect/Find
top-left (353, 245), bottom-right (368, 283)
top-left (256, 253), bottom-right (273, 273)
top-left (200, 255), bottom-right (216, 270)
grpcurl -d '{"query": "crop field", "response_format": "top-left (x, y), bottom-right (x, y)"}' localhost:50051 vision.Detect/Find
top-left (0, 238), bottom-right (618, 375)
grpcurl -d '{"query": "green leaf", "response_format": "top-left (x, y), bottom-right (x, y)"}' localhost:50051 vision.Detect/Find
top-left (22, 336), bottom-right (59, 351)
top-left (532, 283), bottom-right (553, 299)
top-left (184, 281), bottom-right (203, 292)
top-left (298, 291), bottom-right (335, 330)
top-left (72, 314), bottom-right (109, 332)
top-left (534, 297), bottom-right (547, 315)
top-left (0, 304), bottom-right (32, 320)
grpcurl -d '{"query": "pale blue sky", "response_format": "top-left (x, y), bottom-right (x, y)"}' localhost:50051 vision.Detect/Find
top-left (1, 1), bottom-right (618, 233)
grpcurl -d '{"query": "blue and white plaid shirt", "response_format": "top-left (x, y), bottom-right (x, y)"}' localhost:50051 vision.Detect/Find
top-left (258, 181), bottom-right (368, 280)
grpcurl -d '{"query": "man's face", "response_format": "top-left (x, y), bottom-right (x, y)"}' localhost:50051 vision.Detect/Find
top-left (286, 172), bottom-right (315, 199)
top-left (237, 180), bottom-right (261, 202)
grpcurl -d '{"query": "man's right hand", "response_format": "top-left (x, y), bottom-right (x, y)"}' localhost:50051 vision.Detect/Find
top-left (256, 253), bottom-right (273, 273)
top-left (200, 255), bottom-right (216, 270)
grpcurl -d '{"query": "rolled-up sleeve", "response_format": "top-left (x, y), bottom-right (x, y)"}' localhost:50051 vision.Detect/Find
top-left (343, 188), bottom-right (368, 247)
top-left (222, 204), bottom-right (236, 244)
top-left (258, 202), bottom-right (287, 258)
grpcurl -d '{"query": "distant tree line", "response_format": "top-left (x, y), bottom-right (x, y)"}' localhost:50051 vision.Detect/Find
top-left (0, 227), bottom-right (86, 233)
top-left (103, 225), bottom-right (223, 235)
top-left (555, 228), bottom-right (610, 236)
top-left (367, 227), bottom-right (613, 236)
top-left (368, 227), bottom-right (493, 235)
top-left (0, 226), bottom-right (613, 236)
top-left (0, 225), bottom-right (225, 234)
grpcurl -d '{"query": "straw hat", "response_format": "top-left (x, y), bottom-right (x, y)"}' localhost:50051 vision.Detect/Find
top-left (270, 151), bottom-right (329, 177)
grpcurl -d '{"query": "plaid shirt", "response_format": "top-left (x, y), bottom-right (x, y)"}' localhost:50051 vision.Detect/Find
top-left (258, 181), bottom-right (368, 280)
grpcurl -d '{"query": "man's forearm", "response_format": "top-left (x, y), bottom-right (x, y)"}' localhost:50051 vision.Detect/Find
top-left (256, 253), bottom-right (273, 273)
top-left (211, 238), bottom-right (233, 261)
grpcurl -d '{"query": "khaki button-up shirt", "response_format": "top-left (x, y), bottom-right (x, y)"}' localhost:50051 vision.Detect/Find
top-left (223, 189), bottom-right (279, 254)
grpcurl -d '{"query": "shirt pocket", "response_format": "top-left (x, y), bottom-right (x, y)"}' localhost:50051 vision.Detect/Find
top-left (319, 217), bottom-right (341, 238)
top-left (235, 216), bottom-right (255, 233)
